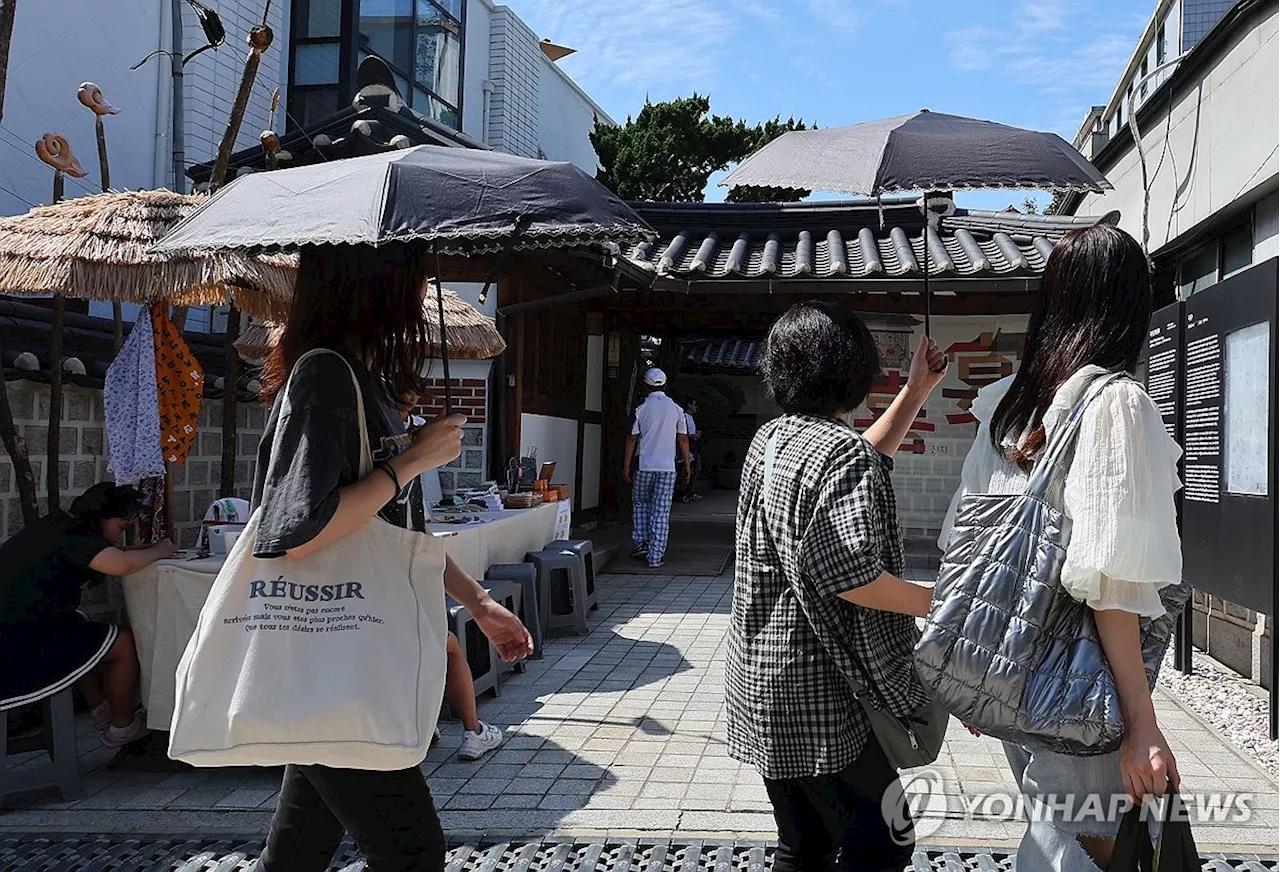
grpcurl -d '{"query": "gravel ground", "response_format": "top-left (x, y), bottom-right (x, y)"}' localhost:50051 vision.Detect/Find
top-left (1159, 647), bottom-right (1278, 777)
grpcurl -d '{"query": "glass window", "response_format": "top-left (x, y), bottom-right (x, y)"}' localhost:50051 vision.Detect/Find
top-left (413, 86), bottom-right (458, 128)
top-left (360, 0), bottom-right (415, 74)
top-left (432, 0), bottom-right (462, 20)
top-left (288, 86), bottom-right (343, 130)
top-left (88, 301), bottom-right (142, 323)
top-left (294, 0), bottom-right (343, 38)
top-left (1156, 21), bottom-right (1167, 64)
top-left (415, 2), bottom-right (462, 107)
top-left (294, 42), bottom-right (341, 86)
top-left (1139, 57), bottom-right (1149, 97)
top-left (1222, 224), bottom-right (1253, 278)
top-left (1178, 243), bottom-right (1219, 298)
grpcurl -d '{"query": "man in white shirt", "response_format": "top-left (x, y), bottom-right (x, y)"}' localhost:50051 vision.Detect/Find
top-left (623, 368), bottom-right (691, 569)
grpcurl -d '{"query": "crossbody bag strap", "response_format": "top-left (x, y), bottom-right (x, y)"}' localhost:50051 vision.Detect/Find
top-left (288, 348), bottom-right (374, 477)
top-left (761, 426), bottom-right (873, 700)
top-left (1025, 371), bottom-right (1129, 501)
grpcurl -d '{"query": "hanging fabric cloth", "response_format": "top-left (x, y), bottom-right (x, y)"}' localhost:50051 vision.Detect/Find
top-left (150, 303), bottom-right (204, 465)
top-left (104, 307), bottom-right (165, 485)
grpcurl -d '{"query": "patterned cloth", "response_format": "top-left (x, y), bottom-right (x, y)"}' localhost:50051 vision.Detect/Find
top-left (104, 308), bottom-right (165, 485)
top-left (150, 304), bottom-right (204, 465)
top-left (726, 415), bottom-right (930, 780)
top-left (632, 470), bottom-right (676, 564)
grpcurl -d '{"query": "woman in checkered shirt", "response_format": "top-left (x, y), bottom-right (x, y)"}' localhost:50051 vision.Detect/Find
top-left (727, 301), bottom-right (946, 872)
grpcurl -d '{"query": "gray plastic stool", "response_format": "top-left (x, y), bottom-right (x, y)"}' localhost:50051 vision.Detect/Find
top-left (546, 539), bottom-right (598, 612)
top-left (483, 579), bottom-right (526, 675)
top-left (1, 688), bottom-right (82, 804)
top-left (526, 549), bottom-right (589, 636)
top-left (485, 563), bottom-right (543, 659)
top-left (445, 599), bottom-right (499, 702)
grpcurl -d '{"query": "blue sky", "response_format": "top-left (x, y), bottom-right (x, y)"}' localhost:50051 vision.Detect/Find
top-left (515, 0), bottom-right (1154, 211)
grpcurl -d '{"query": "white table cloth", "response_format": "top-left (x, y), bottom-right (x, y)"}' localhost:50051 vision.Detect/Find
top-left (121, 503), bottom-right (559, 730)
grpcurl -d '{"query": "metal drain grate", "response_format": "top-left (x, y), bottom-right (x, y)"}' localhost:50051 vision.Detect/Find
top-left (0, 837), bottom-right (1276, 872)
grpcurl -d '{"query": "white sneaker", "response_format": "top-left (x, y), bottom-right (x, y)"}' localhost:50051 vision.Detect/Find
top-left (457, 722), bottom-right (504, 761)
top-left (101, 715), bottom-right (150, 748)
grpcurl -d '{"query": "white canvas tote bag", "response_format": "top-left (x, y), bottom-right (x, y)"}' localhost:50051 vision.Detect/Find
top-left (169, 349), bottom-right (448, 770)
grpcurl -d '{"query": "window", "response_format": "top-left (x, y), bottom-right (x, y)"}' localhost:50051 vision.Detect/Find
top-left (1156, 21), bottom-right (1167, 64)
top-left (289, 0), bottom-right (346, 129)
top-left (1139, 57), bottom-right (1149, 98)
top-left (1178, 243), bottom-right (1218, 298)
top-left (1222, 224), bottom-right (1254, 278)
top-left (287, 0), bottom-right (464, 131)
top-left (359, 0), bottom-right (463, 128)
top-left (1177, 224), bottom-right (1255, 298)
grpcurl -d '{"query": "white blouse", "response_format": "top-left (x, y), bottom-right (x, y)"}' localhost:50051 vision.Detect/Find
top-left (938, 365), bottom-right (1183, 617)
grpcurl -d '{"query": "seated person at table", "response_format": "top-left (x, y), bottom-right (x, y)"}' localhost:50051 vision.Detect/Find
top-left (436, 631), bottom-right (505, 760)
top-left (0, 482), bottom-right (174, 746)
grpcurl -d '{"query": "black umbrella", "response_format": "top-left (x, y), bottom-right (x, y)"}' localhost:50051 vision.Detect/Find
top-left (722, 109), bottom-right (1112, 337)
top-left (156, 146), bottom-right (654, 412)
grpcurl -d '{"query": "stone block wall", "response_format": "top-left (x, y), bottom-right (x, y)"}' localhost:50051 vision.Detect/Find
top-left (1, 381), bottom-right (264, 549)
top-left (412, 377), bottom-right (489, 494)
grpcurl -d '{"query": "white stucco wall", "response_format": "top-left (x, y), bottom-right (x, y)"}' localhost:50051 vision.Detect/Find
top-left (0, 0), bottom-right (288, 218)
top-left (536, 56), bottom-right (607, 173)
top-left (1076, 2), bottom-right (1279, 254)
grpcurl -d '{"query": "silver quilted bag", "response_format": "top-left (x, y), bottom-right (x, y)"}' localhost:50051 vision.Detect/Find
top-left (914, 373), bottom-right (1192, 756)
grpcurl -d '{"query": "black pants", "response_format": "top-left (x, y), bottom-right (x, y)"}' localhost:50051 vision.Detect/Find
top-left (764, 737), bottom-right (915, 872)
top-left (260, 764), bottom-right (446, 872)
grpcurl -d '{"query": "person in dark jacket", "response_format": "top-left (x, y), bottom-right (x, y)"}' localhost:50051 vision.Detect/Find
top-left (1, 482), bottom-right (174, 746)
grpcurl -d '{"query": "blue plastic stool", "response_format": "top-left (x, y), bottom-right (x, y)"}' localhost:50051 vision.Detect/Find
top-left (526, 549), bottom-right (589, 636)
top-left (0, 688), bottom-right (83, 804)
top-left (546, 539), bottom-right (597, 612)
top-left (485, 563), bottom-right (542, 659)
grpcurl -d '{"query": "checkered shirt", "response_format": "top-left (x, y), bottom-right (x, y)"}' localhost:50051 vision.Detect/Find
top-left (726, 415), bottom-right (931, 780)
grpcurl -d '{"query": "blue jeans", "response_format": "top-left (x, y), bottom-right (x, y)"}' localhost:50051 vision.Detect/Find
top-left (1005, 743), bottom-right (1160, 871)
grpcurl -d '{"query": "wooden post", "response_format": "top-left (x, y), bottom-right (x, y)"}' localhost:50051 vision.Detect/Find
top-left (35, 134), bottom-right (87, 514)
top-left (79, 82), bottom-right (124, 351)
top-left (209, 6), bottom-right (272, 500)
top-left (0, 0), bottom-right (39, 525)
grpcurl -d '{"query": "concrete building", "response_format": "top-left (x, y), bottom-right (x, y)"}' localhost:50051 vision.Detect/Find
top-left (1064, 0), bottom-right (1278, 690)
top-left (1066, 0), bottom-right (1278, 292)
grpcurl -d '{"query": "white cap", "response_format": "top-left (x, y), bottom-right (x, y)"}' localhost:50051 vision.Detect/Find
top-left (644, 368), bottom-right (667, 387)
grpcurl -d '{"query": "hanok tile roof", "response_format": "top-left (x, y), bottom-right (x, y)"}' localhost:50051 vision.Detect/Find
top-left (683, 337), bottom-right (763, 372)
top-left (626, 198), bottom-right (1115, 283)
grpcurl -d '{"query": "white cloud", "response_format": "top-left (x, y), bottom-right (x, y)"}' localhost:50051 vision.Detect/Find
top-left (949, 27), bottom-right (996, 71)
top-left (516, 0), bottom-right (736, 92)
top-left (807, 0), bottom-right (861, 34)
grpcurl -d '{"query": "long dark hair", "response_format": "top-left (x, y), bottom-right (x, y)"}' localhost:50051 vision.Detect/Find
top-left (262, 243), bottom-right (434, 406)
top-left (991, 223), bottom-right (1151, 466)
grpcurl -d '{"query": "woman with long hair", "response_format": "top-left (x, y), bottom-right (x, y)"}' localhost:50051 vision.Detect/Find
top-left (253, 244), bottom-right (531, 872)
top-left (727, 301), bottom-right (947, 872)
top-left (1, 482), bottom-right (173, 746)
top-left (939, 223), bottom-right (1185, 870)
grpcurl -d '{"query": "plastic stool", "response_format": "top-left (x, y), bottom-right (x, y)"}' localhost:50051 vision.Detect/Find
top-left (485, 563), bottom-right (543, 659)
top-left (546, 539), bottom-right (598, 612)
top-left (484, 579), bottom-right (526, 675)
top-left (445, 599), bottom-right (499, 701)
top-left (0, 688), bottom-right (82, 804)
top-left (526, 549), bottom-right (589, 636)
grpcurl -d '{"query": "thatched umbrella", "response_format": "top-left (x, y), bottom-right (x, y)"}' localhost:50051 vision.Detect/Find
top-left (0, 189), bottom-right (295, 320)
top-left (233, 285), bottom-right (507, 364)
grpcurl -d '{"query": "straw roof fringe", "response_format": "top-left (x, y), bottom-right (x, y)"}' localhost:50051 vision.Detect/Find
top-left (234, 285), bottom-right (506, 363)
top-left (0, 190), bottom-right (295, 320)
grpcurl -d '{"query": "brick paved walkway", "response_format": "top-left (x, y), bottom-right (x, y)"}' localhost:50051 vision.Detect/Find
top-left (2, 506), bottom-right (1276, 854)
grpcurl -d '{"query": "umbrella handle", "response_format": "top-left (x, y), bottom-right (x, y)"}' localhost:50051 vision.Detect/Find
top-left (433, 245), bottom-right (453, 415)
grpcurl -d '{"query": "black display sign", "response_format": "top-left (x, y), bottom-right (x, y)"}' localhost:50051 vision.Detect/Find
top-left (1179, 259), bottom-right (1277, 617)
